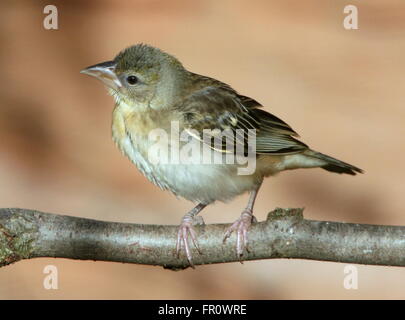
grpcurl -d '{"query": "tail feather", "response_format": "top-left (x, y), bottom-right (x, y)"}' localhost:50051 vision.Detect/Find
top-left (306, 150), bottom-right (363, 176)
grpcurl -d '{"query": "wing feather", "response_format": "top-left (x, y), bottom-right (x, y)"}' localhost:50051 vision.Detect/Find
top-left (176, 84), bottom-right (307, 155)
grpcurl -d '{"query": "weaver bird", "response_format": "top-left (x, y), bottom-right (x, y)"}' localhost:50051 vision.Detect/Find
top-left (81, 44), bottom-right (363, 266)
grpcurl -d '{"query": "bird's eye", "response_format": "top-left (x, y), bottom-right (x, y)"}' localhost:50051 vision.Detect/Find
top-left (126, 75), bottom-right (138, 85)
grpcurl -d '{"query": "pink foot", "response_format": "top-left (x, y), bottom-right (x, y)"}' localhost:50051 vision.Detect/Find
top-left (176, 215), bottom-right (204, 267)
top-left (223, 209), bottom-right (256, 258)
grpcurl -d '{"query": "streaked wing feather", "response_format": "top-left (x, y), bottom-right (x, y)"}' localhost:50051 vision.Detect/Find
top-left (177, 85), bottom-right (307, 155)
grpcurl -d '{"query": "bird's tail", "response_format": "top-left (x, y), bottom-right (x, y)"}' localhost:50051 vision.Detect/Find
top-left (304, 150), bottom-right (363, 175)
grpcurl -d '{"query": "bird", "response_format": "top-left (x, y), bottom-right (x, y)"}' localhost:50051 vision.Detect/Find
top-left (81, 44), bottom-right (363, 267)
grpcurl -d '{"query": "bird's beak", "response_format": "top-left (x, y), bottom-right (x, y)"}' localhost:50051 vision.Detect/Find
top-left (80, 61), bottom-right (122, 91)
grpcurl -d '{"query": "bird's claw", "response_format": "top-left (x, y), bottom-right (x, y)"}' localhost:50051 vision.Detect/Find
top-left (223, 209), bottom-right (255, 258)
top-left (176, 215), bottom-right (204, 267)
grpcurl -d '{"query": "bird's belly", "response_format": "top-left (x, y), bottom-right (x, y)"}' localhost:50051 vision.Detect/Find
top-left (119, 135), bottom-right (259, 204)
top-left (156, 162), bottom-right (259, 204)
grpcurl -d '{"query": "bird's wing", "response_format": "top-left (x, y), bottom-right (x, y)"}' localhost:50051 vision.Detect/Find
top-left (177, 86), bottom-right (308, 155)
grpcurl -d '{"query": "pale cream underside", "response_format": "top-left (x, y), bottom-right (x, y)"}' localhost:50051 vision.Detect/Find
top-left (111, 99), bottom-right (325, 204)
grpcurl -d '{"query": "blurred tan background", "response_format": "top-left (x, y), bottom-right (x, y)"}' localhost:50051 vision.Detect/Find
top-left (0, 0), bottom-right (404, 299)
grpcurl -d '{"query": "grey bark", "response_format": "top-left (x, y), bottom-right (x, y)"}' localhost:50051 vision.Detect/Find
top-left (1, 207), bottom-right (405, 270)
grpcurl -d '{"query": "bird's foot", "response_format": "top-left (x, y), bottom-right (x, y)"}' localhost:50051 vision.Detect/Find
top-left (223, 209), bottom-right (256, 259)
top-left (176, 214), bottom-right (205, 268)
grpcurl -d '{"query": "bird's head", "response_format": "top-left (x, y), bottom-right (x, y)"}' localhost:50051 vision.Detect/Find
top-left (81, 44), bottom-right (187, 110)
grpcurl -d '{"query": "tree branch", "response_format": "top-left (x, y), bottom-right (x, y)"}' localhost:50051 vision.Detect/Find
top-left (1, 207), bottom-right (405, 270)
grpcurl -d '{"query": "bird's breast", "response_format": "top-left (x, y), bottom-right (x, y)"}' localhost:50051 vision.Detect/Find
top-left (111, 104), bottom-right (261, 204)
top-left (111, 103), bottom-right (171, 190)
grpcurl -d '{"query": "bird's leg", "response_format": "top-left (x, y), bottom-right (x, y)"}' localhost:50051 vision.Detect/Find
top-left (223, 182), bottom-right (262, 257)
top-left (176, 203), bottom-right (207, 267)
